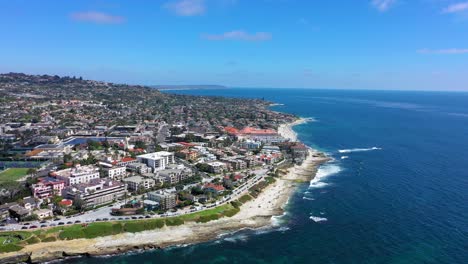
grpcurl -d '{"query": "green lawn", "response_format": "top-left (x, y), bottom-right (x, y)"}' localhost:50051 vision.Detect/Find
top-left (0, 168), bottom-right (30, 183)
top-left (0, 201), bottom-right (243, 252)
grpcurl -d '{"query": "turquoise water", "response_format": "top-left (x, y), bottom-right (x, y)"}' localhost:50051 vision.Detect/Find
top-left (65, 88), bottom-right (468, 264)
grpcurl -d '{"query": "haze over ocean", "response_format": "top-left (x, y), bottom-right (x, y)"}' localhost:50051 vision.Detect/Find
top-left (65, 88), bottom-right (468, 264)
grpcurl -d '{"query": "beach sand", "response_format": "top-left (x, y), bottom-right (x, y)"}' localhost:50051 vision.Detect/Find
top-left (0, 118), bottom-right (329, 263)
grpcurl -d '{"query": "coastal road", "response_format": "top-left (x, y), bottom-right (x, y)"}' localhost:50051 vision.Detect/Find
top-left (2, 168), bottom-right (270, 231)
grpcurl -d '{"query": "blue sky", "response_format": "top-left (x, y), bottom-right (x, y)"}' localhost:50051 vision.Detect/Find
top-left (1, 0), bottom-right (468, 90)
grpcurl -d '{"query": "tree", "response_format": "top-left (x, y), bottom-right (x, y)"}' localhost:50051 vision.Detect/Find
top-left (73, 197), bottom-right (85, 211)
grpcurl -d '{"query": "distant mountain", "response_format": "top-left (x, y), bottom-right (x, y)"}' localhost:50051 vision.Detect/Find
top-left (151, 85), bottom-right (228, 90)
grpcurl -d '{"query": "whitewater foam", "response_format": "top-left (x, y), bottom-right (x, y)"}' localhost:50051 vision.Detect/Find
top-left (302, 196), bottom-right (315, 201)
top-left (309, 163), bottom-right (342, 189)
top-left (338, 147), bottom-right (382, 153)
top-left (310, 216), bottom-right (328, 222)
top-left (341, 156), bottom-right (349, 159)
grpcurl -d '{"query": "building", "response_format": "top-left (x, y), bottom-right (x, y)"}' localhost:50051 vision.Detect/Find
top-left (137, 151), bottom-right (175, 172)
top-left (176, 149), bottom-right (198, 161)
top-left (290, 143), bottom-right (309, 161)
top-left (203, 183), bottom-right (225, 194)
top-left (63, 179), bottom-right (126, 208)
top-left (148, 190), bottom-right (176, 210)
top-left (9, 205), bottom-right (31, 221)
top-left (116, 157), bottom-right (138, 167)
top-left (0, 202), bottom-right (18, 221)
top-left (52, 165), bottom-right (100, 186)
top-left (31, 177), bottom-right (65, 199)
top-left (157, 167), bottom-right (193, 185)
top-left (262, 145), bottom-right (281, 153)
top-left (36, 209), bottom-right (53, 219)
top-left (206, 161), bottom-right (228, 174)
top-left (240, 140), bottom-right (262, 150)
top-left (123, 176), bottom-right (155, 191)
top-left (221, 158), bottom-right (247, 171)
top-left (99, 162), bottom-right (126, 180)
top-left (126, 162), bottom-right (151, 174)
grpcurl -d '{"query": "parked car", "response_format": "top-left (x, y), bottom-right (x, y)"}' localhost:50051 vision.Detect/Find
top-left (58, 222), bottom-right (64, 225)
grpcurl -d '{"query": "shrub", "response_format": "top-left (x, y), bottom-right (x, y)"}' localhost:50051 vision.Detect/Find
top-left (112, 223), bottom-right (123, 234)
top-left (24, 236), bottom-right (41, 244)
top-left (0, 244), bottom-right (23, 253)
top-left (196, 214), bottom-right (220, 223)
top-left (124, 222), bottom-right (146, 233)
top-left (41, 236), bottom-right (57, 242)
top-left (238, 194), bottom-right (252, 204)
top-left (230, 201), bottom-right (242, 208)
top-left (144, 219), bottom-right (165, 230)
top-left (223, 207), bottom-right (240, 217)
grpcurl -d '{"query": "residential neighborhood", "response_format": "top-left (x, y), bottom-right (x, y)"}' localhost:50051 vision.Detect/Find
top-left (0, 73), bottom-right (314, 231)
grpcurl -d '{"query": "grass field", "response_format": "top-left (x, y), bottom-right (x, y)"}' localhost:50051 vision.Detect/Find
top-left (0, 168), bottom-right (29, 183)
top-left (0, 199), bottom-right (243, 253)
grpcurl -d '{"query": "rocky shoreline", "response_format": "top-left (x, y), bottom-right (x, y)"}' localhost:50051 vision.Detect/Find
top-left (0, 118), bottom-right (329, 264)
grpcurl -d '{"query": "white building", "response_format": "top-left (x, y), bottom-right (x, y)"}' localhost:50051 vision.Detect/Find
top-left (137, 151), bottom-right (175, 172)
top-left (99, 162), bottom-right (127, 180)
top-left (63, 179), bottom-right (126, 207)
top-left (52, 165), bottom-right (100, 186)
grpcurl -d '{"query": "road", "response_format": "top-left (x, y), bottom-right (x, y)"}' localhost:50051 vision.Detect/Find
top-left (1, 167), bottom-right (269, 231)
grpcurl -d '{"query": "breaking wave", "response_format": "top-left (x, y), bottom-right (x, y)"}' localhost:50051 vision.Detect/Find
top-left (302, 196), bottom-right (315, 201)
top-left (310, 216), bottom-right (328, 222)
top-left (341, 156), bottom-right (349, 159)
top-left (309, 163), bottom-right (341, 189)
top-left (338, 147), bottom-right (382, 153)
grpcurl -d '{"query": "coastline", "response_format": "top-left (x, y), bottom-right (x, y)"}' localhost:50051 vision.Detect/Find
top-left (0, 117), bottom-right (329, 264)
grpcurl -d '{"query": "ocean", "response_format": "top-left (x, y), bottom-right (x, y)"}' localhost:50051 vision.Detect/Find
top-left (64, 88), bottom-right (468, 264)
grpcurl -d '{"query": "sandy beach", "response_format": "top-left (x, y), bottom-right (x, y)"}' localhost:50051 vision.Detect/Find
top-left (0, 118), bottom-right (329, 263)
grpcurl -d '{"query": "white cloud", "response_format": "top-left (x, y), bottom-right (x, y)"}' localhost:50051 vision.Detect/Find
top-left (371, 0), bottom-right (397, 12)
top-left (417, 48), bottom-right (468, 54)
top-left (442, 2), bottom-right (468, 13)
top-left (202, 30), bottom-right (272, 41)
top-left (70, 11), bottom-right (125, 24)
top-left (165, 0), bottom-right (205, 16)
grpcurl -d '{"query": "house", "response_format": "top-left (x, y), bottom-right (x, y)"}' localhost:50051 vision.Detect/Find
top-left (9, 205), bottom-right (31, 221)
top-left (36, 209), bottom-right (53, 219)
top-left (203, 183), bottom-right (225, 194)
top-left (147, 191), bottom-right (177, 210)
top-left (123, 176), bottom-right (155, 191)
top-left (21, 197), bottom-right (38, 210)
top-left (0, 202), bottom-right (18, 221)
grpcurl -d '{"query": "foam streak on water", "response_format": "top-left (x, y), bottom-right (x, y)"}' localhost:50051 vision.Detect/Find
top-left (338, 147), bottom-right (382, 153)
